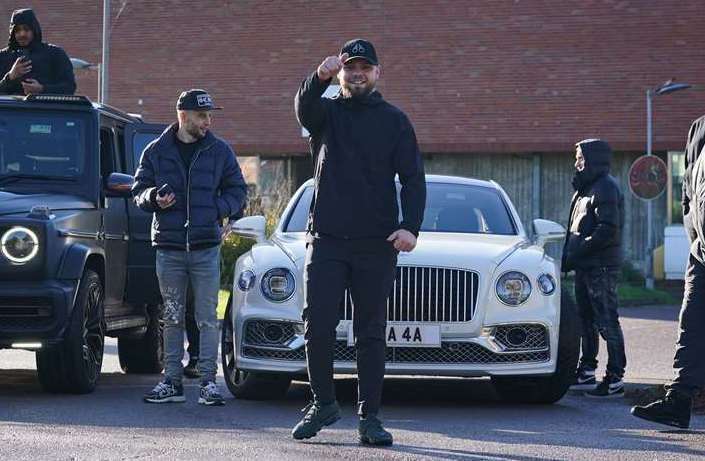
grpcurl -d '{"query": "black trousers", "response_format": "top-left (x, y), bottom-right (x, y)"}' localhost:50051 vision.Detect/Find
top-left (185, 283), bottom-right (199, 361)
top-left (574, 267), bottom-right (627, 378)
top-left (670, 254), bottom-right (705, 397)
top-left (303, 237), bottom-right (397, 417)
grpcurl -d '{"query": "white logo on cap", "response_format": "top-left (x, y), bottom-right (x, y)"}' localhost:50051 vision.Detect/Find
top-left (196, 94), bottom-right (212, 107)
top-left (351, 43), bottom-right (366, 54)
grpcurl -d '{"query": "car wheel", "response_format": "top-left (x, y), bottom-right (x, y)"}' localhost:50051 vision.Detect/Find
top-left (492, 288), bottom-right (580, 404)
top-left (36, 269), bottom-right (105, 394)
top-left (118, 303), bottom-right (164, 374)
top-left (221, 294), bottom-right (292, 400)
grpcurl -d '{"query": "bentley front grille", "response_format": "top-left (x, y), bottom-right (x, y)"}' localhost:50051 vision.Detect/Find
top-left (340, 266), bottom-right (479, 323)
top-left (241, 341), bottom-right (549, 364)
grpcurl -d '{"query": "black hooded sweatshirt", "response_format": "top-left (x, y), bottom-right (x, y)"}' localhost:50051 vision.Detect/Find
top-left (0, 8), bottom-right (76, 95)
top-left (562, 139), bottom-right (624, 271)
top-left (295, 71), bottom-right (426, 240)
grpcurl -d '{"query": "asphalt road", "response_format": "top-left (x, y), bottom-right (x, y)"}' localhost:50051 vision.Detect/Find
top-left (1, 305), bottom-right (703, 461)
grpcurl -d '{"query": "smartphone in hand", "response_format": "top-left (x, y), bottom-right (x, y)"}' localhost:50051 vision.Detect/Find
top-left (157, 183), bottom-right (173, 197)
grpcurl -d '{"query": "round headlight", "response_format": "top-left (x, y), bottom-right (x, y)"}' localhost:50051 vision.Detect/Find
top-left (537, 273), bottom-right (556, 295)
top-left (1, 226), bottom-right (39, 264)
top-left (496, 271), bottom-right (532, 306)
top-left (237, 270), bottom-right (256, 291)
top-left (261, 268), bottom-right (295, 302)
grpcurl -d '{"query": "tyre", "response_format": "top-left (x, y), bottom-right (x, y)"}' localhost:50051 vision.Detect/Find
top-left (492, 288), bottom-right (580, 404)
top-left (36, 269), bottom-right (105, 394)
top-left (221, 294), bottom-right (291, 399)
top-left (118, 303), bottom-right (164, 374)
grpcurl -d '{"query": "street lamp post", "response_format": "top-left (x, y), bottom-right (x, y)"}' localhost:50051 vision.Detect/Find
top-left (644, 80), bottom-right (691, 289)
top-left (101, 0), bottom-right (110, 104)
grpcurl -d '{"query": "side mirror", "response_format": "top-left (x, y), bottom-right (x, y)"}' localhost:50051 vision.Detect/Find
top-left (532, 219), bottom-right (565, 248)
top-left (231, 215), bottom-right (266, 242)
top-left (104, 172), bottom-right (134, 198)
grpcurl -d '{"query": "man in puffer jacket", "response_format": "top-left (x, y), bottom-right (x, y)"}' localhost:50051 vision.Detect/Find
top-left (562, 139), bottom-right (626, 398)
top-left (133, 89), bottom-right (247, 407)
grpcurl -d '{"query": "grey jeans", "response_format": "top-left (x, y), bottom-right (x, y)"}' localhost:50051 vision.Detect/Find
top-left (156, 246), bottom-right (221, 385)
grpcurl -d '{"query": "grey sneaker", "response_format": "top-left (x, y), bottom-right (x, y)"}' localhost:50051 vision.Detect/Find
top-left (359, 415), bottom-right (393, 446)
top-left (143, 378), bottom-right (186, 403)
top-left (292, 401), bottom-right (341, 440)
top-left (198, 381), bottom-right (225, 406)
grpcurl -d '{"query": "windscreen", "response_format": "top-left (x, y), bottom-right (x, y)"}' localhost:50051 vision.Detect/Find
top-left (0, 110), bottom-right (89, 180)
top-left (284, 182), bottom-right (516, 235)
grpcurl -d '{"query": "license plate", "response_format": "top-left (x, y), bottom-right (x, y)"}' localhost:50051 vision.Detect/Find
top-left (347, 323), bottom-right (441, 347)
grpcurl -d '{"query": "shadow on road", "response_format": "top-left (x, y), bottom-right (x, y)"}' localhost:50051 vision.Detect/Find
top-left (1, 370), bottom-right (703, 459)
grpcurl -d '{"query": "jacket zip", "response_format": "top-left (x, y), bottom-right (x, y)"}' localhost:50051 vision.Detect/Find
top-left (184, 141), bottom-right (215, 252)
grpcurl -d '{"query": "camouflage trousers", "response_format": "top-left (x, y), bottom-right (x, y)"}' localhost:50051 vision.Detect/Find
top-left (575, 267), bottom-right (627, 378)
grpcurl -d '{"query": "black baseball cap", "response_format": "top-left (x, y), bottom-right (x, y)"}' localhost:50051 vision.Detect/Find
top-left (340, 39), bottom-right (378, 65)
top-left (176, 89), bottom-right (223, 111)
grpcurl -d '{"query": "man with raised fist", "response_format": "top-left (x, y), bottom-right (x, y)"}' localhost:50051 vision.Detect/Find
top-left (292, 39), bottom-right (426, 446)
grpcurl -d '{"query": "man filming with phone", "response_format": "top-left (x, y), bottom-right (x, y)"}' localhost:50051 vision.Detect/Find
top-left (0, 8), bottom-right (76, 95)
top-left (133, 89), bottom-right (247, 406)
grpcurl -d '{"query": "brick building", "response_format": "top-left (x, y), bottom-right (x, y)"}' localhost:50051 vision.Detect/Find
top-left (2, 0), bottom-right (704, 272)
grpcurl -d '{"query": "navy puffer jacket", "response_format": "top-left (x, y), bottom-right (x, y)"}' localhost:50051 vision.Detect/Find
top-left (132, 123), bottom-right (247, 250)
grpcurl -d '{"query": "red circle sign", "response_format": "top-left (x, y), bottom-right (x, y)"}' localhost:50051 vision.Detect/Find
top-left (629, 155), bottom-right (668, 200)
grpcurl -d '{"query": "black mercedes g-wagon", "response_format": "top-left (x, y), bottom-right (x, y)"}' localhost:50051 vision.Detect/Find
top-left (0, 94), bottom-right (166, 393)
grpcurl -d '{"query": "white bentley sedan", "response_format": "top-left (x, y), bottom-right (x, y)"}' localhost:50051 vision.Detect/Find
top-left (221, 175), bottom-right (578, 404)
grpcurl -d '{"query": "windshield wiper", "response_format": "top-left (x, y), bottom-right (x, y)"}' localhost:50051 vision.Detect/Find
top-left (0, 174), bottom-right (78, 186)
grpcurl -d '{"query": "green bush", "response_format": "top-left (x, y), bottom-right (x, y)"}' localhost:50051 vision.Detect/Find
top-left (220, 234), bottom-right (256, 288)
top-left (620, 262), bottom-right (645, 284)
top-left (219, 179), bottom-right (292, 288)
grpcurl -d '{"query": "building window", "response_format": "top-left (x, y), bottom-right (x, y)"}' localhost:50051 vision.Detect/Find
top-left (668, 151), bottom-right (685, 224)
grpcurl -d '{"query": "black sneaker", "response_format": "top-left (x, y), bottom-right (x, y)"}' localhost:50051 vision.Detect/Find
top-left (586, 374), bottom-right (624, 398)
top-left (143, 378), bottom-right (186, 403)
top-left (569, 368), bottom-right (597, 391)
top-left (631, 390), bottom-right (692, 429)
top-left (184, 359), bottom-right (201, 379)
top-left (291, 401), bottom-right (341, 440)
top-left (198, 381), bottom-right (225, 406)
top-left (359, 415), bottom-right (393, 446)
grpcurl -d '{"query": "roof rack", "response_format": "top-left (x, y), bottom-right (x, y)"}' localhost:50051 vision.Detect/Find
top-left (24, 94), bottom-right (93, 106)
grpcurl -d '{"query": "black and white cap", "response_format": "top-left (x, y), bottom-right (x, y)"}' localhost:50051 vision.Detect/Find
top-left (176, 89), bottom-right (223, 111)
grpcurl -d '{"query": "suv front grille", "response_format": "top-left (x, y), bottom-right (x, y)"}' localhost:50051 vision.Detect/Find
top-left (0, 296), bottom-right (54, 330)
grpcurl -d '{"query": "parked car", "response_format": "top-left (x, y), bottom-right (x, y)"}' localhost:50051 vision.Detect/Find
top-left (222, 175), bottom-right (579, 403)
top-left (0, 94), bottom-right (166, 393)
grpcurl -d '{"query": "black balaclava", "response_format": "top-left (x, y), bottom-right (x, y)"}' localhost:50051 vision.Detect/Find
top-left (8, 8), bottom-right (42, 50)
top-left (573, 138), bottom-right (612, 191)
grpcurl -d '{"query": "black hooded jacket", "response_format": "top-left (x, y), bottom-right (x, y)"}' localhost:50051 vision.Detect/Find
top-left (295, 72), bottom-right (426, 240)
top-left (0, 8), bottom-right (76, 95)
top-left (562, 139), bottom-right (624, 271)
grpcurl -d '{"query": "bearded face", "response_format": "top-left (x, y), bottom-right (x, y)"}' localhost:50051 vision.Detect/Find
top-left (339, 58), bottom-right (380, 99)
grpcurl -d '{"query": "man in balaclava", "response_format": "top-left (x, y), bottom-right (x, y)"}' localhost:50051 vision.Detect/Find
top-left (0, 8), bottom-right (76, 95)
top-left (562, 139), bottom-right (627, 398)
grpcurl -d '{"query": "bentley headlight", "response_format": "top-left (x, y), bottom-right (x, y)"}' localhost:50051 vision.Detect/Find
top-left (496, 271), bottom-right (532, 306)
top-left (1, 226), bottom-right (39, 264)
top-left (537, 273), bottom-right (556, 295)
top-left (237, 270), bottom-right (256, 291)
top-left (261, 268), bottom-right (295, 302)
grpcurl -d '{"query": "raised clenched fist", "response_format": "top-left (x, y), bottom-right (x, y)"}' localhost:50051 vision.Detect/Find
top-left (317, 53), bottom-right (349, 81)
